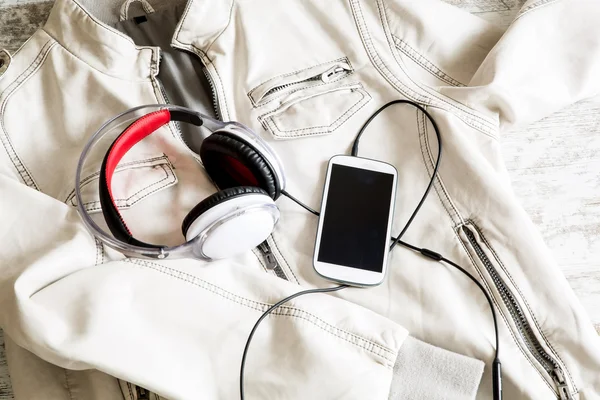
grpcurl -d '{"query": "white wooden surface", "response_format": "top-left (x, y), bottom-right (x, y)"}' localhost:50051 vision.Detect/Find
top-left (0, 0), bottom-right (599, 398)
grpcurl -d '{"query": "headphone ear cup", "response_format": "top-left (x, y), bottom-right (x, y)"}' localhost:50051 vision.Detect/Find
top-left (182, 186), bottom-right (270, 237)
top-left (182, 186), bottom-right (278, 259)
top-left (200, 132), bottom-right (280, 199)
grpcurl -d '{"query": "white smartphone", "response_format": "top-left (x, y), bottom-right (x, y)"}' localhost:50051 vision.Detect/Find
top-left (313, 155), bottom-right (398, 286)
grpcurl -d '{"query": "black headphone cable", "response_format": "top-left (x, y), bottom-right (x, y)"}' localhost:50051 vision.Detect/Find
top-left (241, 100), bottom-right (502, 400)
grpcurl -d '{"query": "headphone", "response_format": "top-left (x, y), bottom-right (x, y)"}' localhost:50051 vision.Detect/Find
top-left (75, 105), bottom-right (286, 260)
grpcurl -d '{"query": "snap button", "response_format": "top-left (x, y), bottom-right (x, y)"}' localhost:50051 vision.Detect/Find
top-left (0, 49), bottom-right (11, 77)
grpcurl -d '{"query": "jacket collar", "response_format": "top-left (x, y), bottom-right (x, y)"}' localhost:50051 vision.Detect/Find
top-left (43, 0), bottom-right (159, 81)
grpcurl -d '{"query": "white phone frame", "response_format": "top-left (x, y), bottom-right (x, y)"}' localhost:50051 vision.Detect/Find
top-left (313, 155), bottom-right (398, 287)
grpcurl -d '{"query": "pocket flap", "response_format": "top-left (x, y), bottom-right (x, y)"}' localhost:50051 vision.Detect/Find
top-left (67, 155), bottom-right (177, 213)
top-left (249, 58), bottom-right (353, 106)
top-left (259, 83), bottom-right (371, 139)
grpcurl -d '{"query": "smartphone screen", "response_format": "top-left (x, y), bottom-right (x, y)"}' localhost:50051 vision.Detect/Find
top-left (317, 164), bottom-right (395, 272)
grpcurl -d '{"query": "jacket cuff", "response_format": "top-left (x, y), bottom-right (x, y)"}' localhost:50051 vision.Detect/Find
top-left (389, 336), bottom-right (484, 400)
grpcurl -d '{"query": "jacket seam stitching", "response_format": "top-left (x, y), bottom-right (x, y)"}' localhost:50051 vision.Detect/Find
top-left (79, 166), bottom-right (176, 212)
top-left (470, 221), bottom-right (578, 393)
top-left (375, 0), bottom-right (498, 137)
top-left (65, 155), bottom-right (171, 204)
top-left (257, 82), bottom-right (365, 125)
top-left (350, 0), bottom-right (495, 137)
top-left (83, 165), bottom-right (171, 207)
top-left (378, 0), bottom-right (491, 126)
top-left (74, 163), bottom-right (175, 209)
top-left (94, 238), bottom-right (102, 266)
top-left (127, 258), bottom-right (397, 360)
top-left (272, 87), bottom-right (368, 132)
top-left (0, 40), bottom-right (56, 190)
top-left (71, 0), bottom-right (138, 45)
top-left (264, 86), bottom-right (371, 136)
top-left (126, 382), bottom-right (135, 400)
top-left (42, 30), bottom-right (154, 82)
top-left (453, 228), bottom-right (557, 394)
top-left (205, 0), bottom-right (235, 55)
top-left (391, 36), bottom-right (465, 87)
top-left (64, 369), bottom-right (76, 400)
top-left (124, 258), bottom-right (397, 363)
top-left (417, 108), bottom-right (463, 224)
top-left (420, 109), bottom-right (461, 221)
top-left (172, 0), bottom-right (193, 41)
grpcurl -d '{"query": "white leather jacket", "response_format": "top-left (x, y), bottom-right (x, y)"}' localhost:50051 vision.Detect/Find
top-left (0, 0), bottom-right (599, 399)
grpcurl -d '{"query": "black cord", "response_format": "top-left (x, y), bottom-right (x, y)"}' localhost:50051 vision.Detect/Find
top-left (281, 189), bottom-right (319, 216)
top-left (240, 284), bottom-right (348, 400)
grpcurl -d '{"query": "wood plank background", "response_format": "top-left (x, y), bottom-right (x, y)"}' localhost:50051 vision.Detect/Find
top-left (0, 0), bottom-right (599, 398)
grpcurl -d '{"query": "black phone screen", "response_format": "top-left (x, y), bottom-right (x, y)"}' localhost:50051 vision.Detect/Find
top-left (317, 164), bottom-right (395, 272)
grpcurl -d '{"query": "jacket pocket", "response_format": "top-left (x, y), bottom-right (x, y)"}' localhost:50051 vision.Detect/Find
top-left (66, 154), bottom-right (177, 214)
top-left (258, 83), bottom-right (371, 140)
top-left (248, 57), bottom-right (353, 107)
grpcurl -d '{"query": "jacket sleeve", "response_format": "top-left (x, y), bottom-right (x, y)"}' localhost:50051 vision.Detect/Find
top-left (442, 0), bottom-right (600, 131)
top-left (0, 173), bottom-right (408, 399)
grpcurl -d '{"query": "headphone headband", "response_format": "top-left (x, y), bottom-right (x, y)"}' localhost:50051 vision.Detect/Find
top-left (98, 108), bottom-right (203, 248)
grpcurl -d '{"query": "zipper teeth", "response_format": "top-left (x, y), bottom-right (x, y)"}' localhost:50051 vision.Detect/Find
top-left (263, 67), bottom-right (350, 99)
top-left (158, 79), bottom-right (169, 105)
top-left (266, 238), bottom-right (289, 281)
top-left (263, 76), bottom-right (323, 98)
top-left (155, 77), bottom-right (187, 146)
top-left (202, 67), bottom-right (221, 121)
top-left (272, 265), bottom-right (288, 280)
top-left (464, 228), bottom-right (561, 375)
top-left (257, 240), bottom-right (289, 281)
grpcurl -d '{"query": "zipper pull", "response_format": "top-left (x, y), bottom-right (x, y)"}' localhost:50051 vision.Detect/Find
top-left (258, 241), bottom-right (279, 270)
top-left (135, 386), bottom-right (150, 400)
top-left (321, 66), bottom-right (347, 83)
top-left (552, 368), bottom-right (572, 400)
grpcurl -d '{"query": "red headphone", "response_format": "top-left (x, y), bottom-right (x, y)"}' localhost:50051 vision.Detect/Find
top-left (76, 105), bottom-right (286, 260)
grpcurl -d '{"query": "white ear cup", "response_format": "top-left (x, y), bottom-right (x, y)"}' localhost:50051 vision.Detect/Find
top-left (185, 194), bottom-right (279, 259)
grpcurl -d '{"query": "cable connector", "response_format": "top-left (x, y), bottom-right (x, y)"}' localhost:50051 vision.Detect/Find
top-left (420, 248), bottom-right (443, 261)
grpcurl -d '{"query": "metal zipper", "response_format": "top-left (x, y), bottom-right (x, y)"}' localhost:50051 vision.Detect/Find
top-left (157, 78), bottom-right (170, 106)
top-left (202, 67), bottom-right (222, 121)
top-left (154, 75), bottom-right (189, 148)
top-left (463, 227), bottom-right (572, 399)
top-left (257, 239), bottom-right (288, 281)
top-left (262, 65), bottom-right (351, 100)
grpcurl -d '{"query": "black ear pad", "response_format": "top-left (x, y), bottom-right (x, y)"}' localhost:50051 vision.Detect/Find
top-left (181, 186), bottom-right (269, 237)
top-left (200, 132), bottom-right (281, 199)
